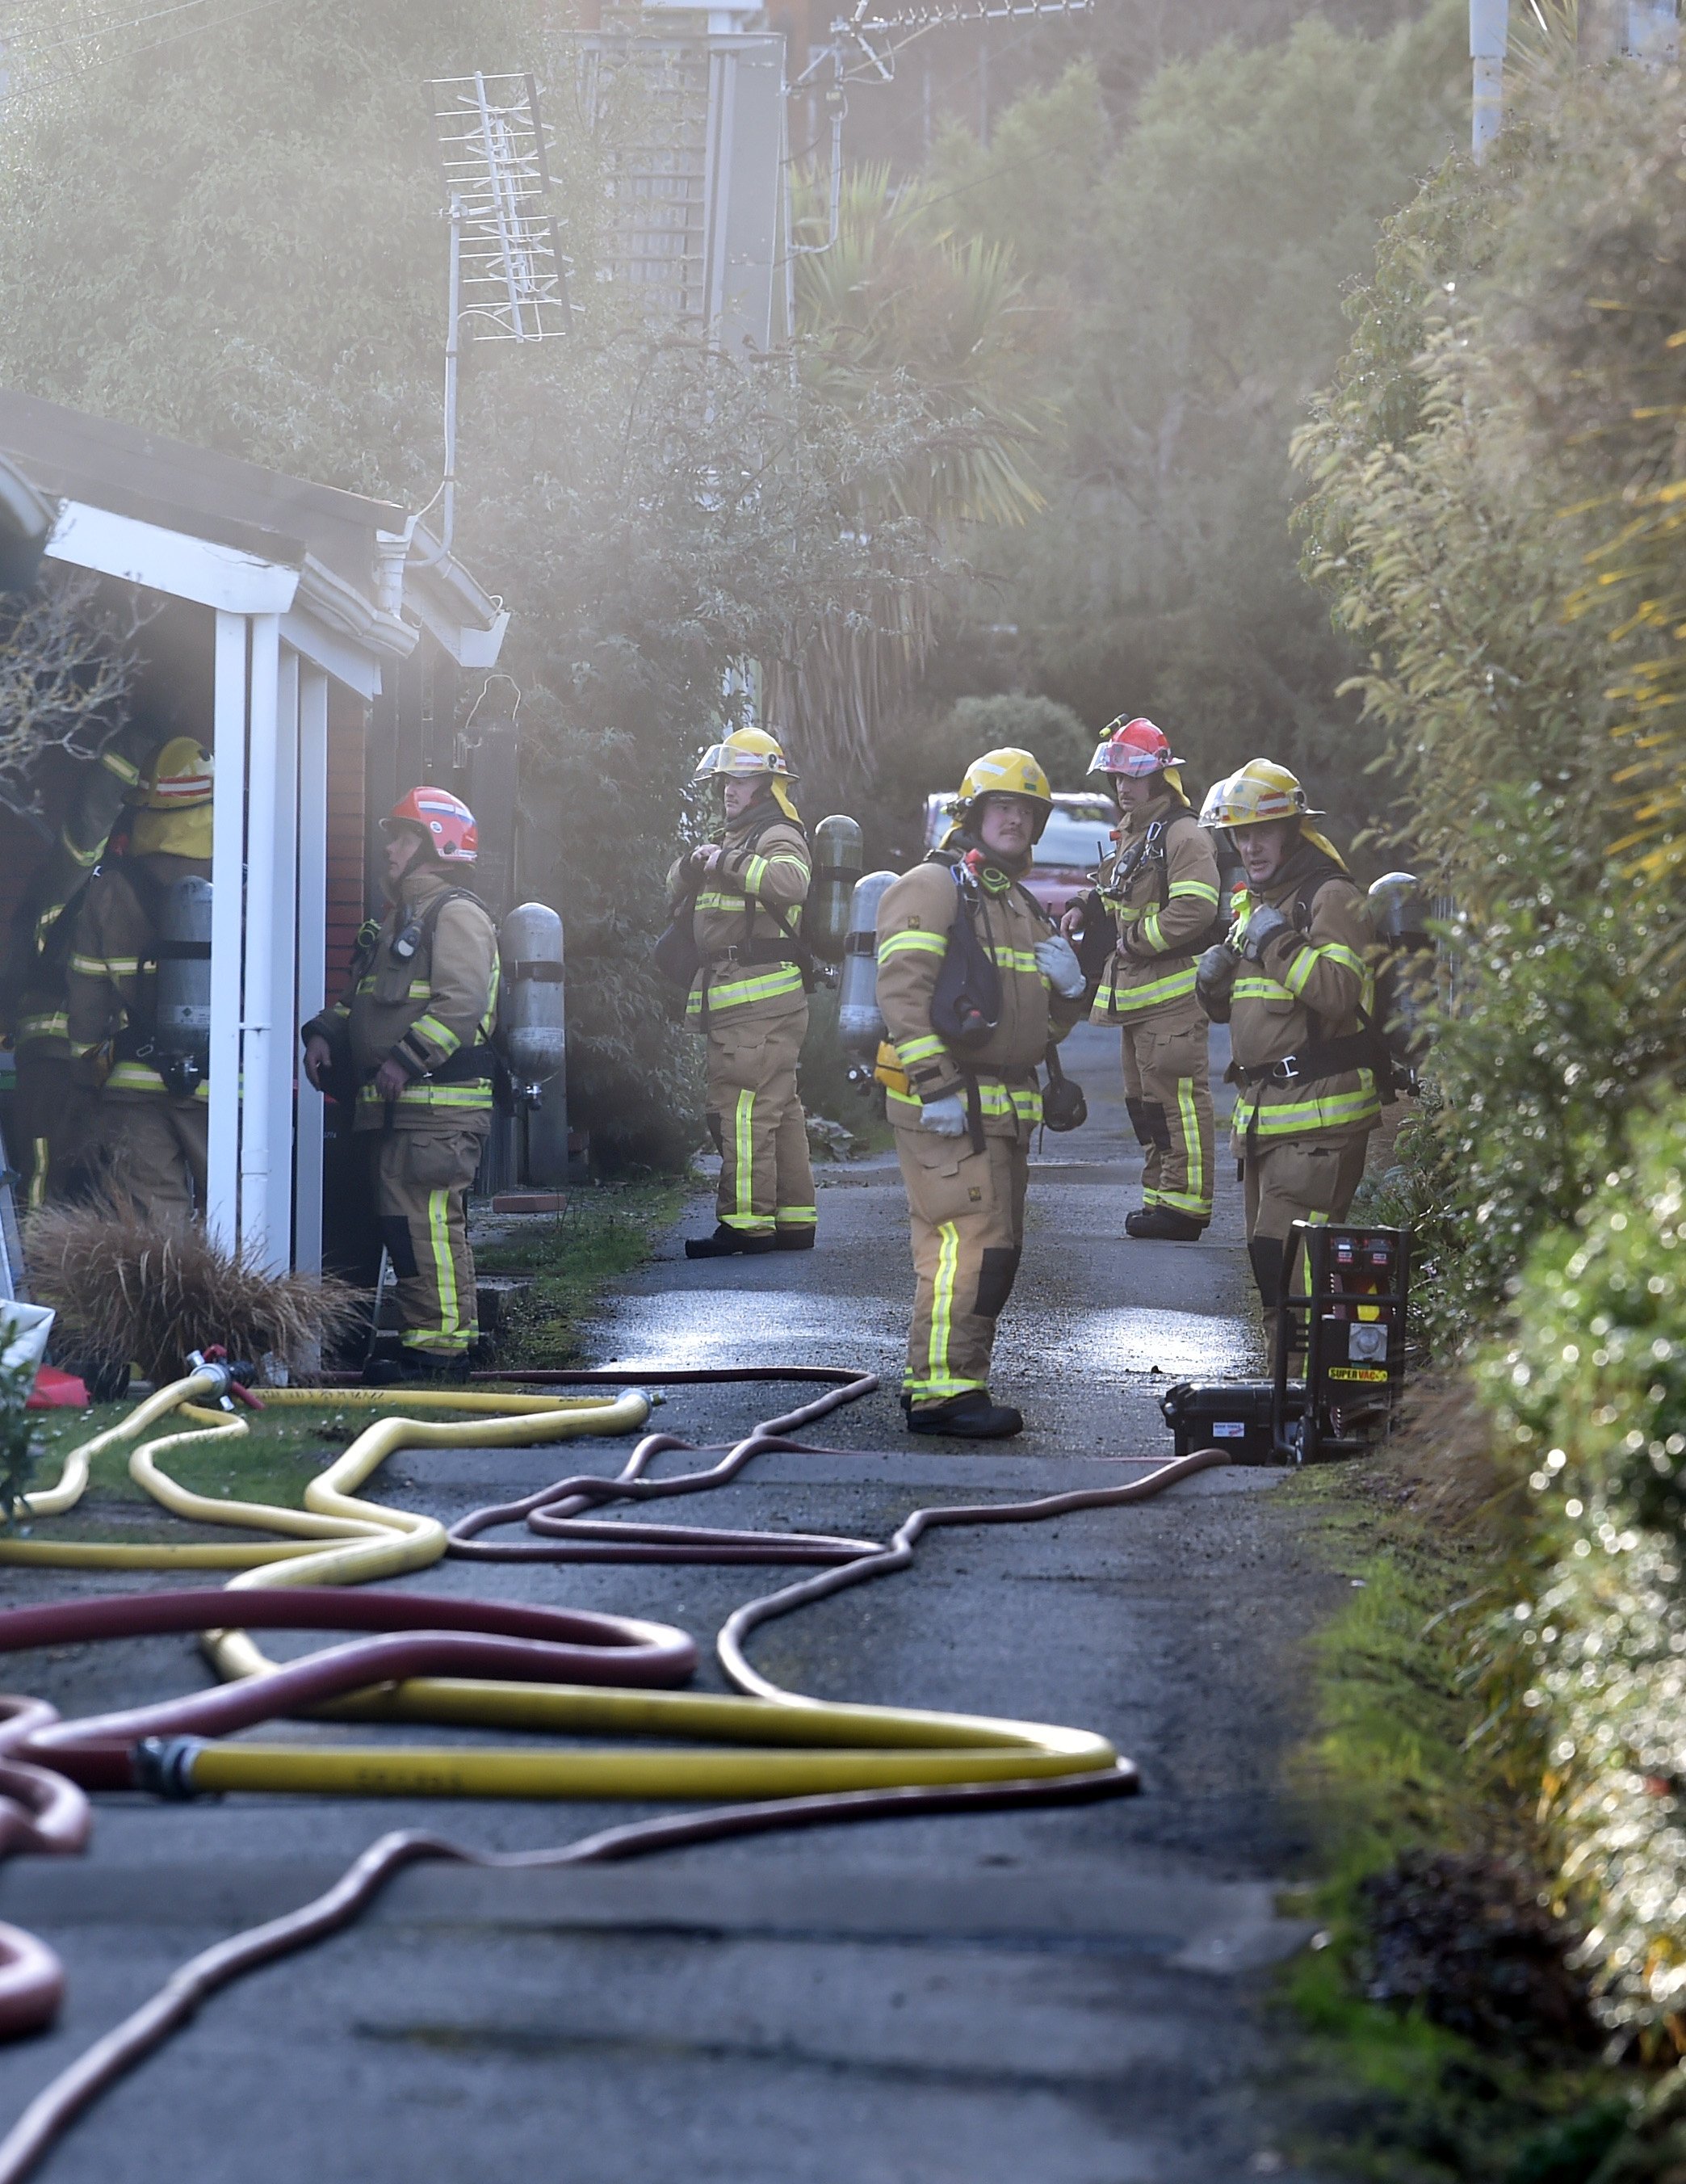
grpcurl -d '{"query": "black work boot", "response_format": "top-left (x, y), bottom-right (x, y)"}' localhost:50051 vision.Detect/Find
top-left (363, 1348), bottom-right (459, 1387)
top-left (684, 1224), bottom-right (780, 1260)
top-left (903, 1389), bottom-right (1024, 1440)
top-left (1125, 1207), bottom-right (1206, 1242)
top-left (774, 1228), bottom-right (816, 1251)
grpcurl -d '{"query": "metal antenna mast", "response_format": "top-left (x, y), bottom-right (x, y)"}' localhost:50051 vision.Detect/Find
top-left (791, 0), bottom-right (1091, 255)
top-left (420, 71), bottom-right (572, 558)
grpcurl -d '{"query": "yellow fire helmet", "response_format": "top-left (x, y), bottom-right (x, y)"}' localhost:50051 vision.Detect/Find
top-left (694, 726), bottom-right (799, 823)
top-left (1199, 758), bottom-right (1346, 871)
top-left (133, 737), bottom-right (215, 809)
top-left (128, 737), bottom-right (214, 860)
top-left (954, 747), bottom-right (1054, 840)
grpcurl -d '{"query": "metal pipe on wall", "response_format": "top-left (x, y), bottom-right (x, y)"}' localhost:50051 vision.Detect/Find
top-left (237, 614), bottom-right (282, 1271)
top-left (206, 612), bottom-right (249, 1254)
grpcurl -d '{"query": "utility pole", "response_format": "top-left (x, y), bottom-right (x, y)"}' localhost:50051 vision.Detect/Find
top-left (1627, 0), bottom-right (1680, 65)
top-left (1579, 0), bottom-right (1628, 61)
top-left (1580, 0), bottom-right (1679, 65)
top-left (1470, 0), bottom-right (1508, 162)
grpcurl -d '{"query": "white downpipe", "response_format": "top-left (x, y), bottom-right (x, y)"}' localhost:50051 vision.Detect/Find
top-left (238, 614), bottom-right (281, 1270)
top-left (208, 611), bottom-right (249, 1253)
top-left (294, 666), bottom-right (330, 1277)
top-left (264, 646), bottom-right (300, 1272)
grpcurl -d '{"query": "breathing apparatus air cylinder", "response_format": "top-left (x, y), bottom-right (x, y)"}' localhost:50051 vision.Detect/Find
top-left (837, 871), bottom-right (897, 1079)
top-left (807, 815), bottom-right (864, 969)
top-left (1365, 872), bottom-right (1434, 1084)
top-left (497, 902), bottom-right (566, 1108)
top-left (153, 876), bottom-right (212, 1094)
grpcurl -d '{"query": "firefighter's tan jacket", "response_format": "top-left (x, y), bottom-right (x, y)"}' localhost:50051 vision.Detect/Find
top-left (1227, 846), bottom-right (1382, 1148)
top-left (304, 865), bottom-right (500, 1134)
top-left (668, 802), bottom-right (811, 1030)
top-left (876, 852), bottom-right (1080, 1137)
top-left (67, 852), bottom-right (212, 1099)
top-left (1089, 791), bottom-right (1222, 1020)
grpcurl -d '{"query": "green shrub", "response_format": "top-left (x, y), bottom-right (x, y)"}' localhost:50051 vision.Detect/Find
top-left (1481, 1105), bottom-right (1686, 2037)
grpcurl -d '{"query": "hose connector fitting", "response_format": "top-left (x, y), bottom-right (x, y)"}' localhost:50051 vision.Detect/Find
top-left (132, 1737), bottom-right (204, 1801)
top-left (183, 1351), bottom-right (233, 1401)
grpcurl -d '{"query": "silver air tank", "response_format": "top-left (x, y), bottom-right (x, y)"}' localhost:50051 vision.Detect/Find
top-left (807, 814), bottom-right (863, 968)
top-left (497, 902), bottom-right (566, 1107)
top-left (1367, 871), bottom-right (1434, 1067)
top-left (154, 876), bottom-right (213, 1069)
top-left (1367, 872), bottom-right (1431, 947)
top-left (837, 871), bottom-right (897, 1060)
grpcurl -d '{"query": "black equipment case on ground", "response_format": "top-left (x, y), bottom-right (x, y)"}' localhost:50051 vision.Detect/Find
top-left (1160, 1380), bottom-right (1303, 1468)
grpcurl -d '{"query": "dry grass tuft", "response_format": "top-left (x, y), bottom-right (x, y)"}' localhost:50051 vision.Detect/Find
top-left (1361, 1371), bottom-right (1522, 1540)
top-left (25, 1199), bottom-right (361, 1385)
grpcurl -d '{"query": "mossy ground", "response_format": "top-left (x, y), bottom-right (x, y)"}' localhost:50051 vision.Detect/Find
top-left (475, 1176), bottom-right (687, 1367)
top-left (1274, 1455), bottom-right (1642, 2182)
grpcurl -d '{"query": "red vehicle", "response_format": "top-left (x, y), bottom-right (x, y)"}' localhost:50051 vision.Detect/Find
top-left (922, 791), bottom-right (1115, 922)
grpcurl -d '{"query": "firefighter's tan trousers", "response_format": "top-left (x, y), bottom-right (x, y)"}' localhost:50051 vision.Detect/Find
top-left (1242, 1127), bottom-right (1375, 1360)
top-left (103, 1092), bottom-right (208, 1226)
top-left (371, 1125), bottom-right (486, 1355)
top-left (1242, 1129), bottom-right (1373, 1246)
top-left (1119, 995), bottom-right (1214, 1223)
top-left (704, 1006), bottom-right (816, 1239)
top-left (15, 1052), bottom-right (102, 1209)
top-left (895, 1124), bottom-right (1028, 1406)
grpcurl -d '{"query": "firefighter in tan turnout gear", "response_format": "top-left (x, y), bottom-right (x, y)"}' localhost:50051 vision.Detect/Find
top-left (1064, 716), bottom-right (1221, 1241)
top-left (66, 737), bottom-right (213, 1224)
top-left (877, 748), bottom-right (1088, 1440)
top-left (303, 788), bottom-right (499, 1383)
top-left (1194, 759), bottom-right (1381, 1314)
top-left (673, 729), bottom-right (817, 1260)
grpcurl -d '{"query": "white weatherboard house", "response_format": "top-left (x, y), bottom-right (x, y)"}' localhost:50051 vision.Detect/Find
top-left (0, 391), bottom-right (508, 1275)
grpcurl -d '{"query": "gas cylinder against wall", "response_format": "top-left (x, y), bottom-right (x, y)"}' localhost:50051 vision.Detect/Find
top-left (153, 876), bottom-right (213, 1069)
top-left (837, 871), bottom-right (897, 1060)
top-left (807, 815), bottom-right (863, 968)
top-left (497, 902), bottom-right (565, 1107)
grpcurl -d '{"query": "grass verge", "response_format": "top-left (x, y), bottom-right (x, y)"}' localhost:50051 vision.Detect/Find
top-left (3, 1178), bottom-right (686, 1535)
top-left (473, 1175), bottom-right (688, 1368)
top-left (1275, 1446), bottom-right (1642, 2184)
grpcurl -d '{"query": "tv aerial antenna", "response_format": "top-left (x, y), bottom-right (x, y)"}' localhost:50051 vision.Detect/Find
top-left (791, 1), bottom-right (1092, 256)
top-left (806, 0), bottom-right (1093, 88)
top-left (417, 72), bottom-right (572, 560)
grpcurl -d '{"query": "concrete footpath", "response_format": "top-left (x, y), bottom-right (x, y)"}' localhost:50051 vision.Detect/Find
top-left (0, 1023), bottom-right (1347, 2183)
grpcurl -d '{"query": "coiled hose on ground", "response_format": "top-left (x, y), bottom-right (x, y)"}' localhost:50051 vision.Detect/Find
top-left (0, 1359), bottom-right (1229, 2181)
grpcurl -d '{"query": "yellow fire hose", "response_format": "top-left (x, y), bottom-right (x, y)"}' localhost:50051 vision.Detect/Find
top-left (0, 1369), bottom-right (1132, 1801)
top-left (0, 1365), bottom-right (1229, 2179)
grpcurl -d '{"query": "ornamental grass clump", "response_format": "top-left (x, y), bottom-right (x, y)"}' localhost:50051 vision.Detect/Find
top-left (1480, 1105), bottom-right (1686, 2041)
top-left (24, 1199), bottom-right (360, 1388)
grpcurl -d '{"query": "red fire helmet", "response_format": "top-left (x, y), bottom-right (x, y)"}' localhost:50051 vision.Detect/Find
top-left (1087, 716), bottom-right (1185, 779)
top-left (382, 786), bottom-right (478, 863)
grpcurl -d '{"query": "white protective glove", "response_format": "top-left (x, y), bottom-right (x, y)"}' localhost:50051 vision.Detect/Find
top-left (1241, 902), bottom-right (1291, 962)
top-left (1034, 934), bottom-right (1087, 1000)
top-left (918, 1094), bottom-right (969, 1138)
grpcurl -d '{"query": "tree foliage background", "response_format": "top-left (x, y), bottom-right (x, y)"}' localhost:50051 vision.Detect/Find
top-left (853, 2), bottom-right (1467, 844)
